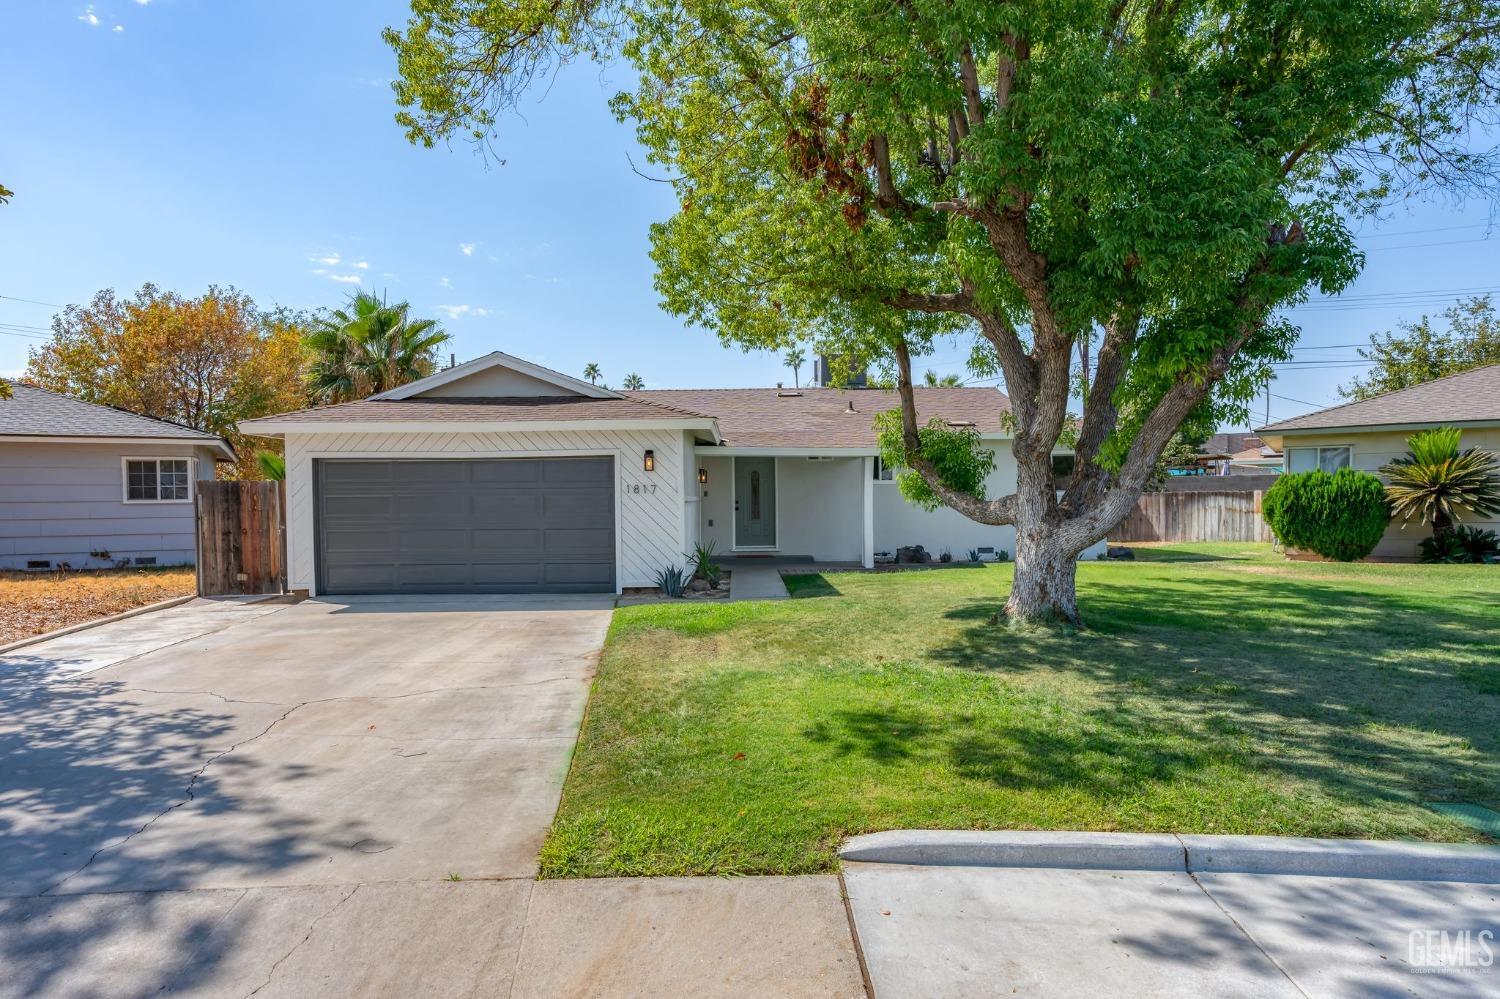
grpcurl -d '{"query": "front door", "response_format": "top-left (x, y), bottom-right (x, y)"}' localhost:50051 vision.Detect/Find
top-left (733, 457), bottom-right (777, 548)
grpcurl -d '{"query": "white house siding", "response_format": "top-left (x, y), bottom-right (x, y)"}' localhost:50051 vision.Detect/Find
top-left (873, 452), bottom-right (1021, 560)
top-left (1280, 426), bottom-right (1500, 560)
top-left (282, 428), bottom-right (690, 592)
top-left (0, 441), bottom-right (218, 570)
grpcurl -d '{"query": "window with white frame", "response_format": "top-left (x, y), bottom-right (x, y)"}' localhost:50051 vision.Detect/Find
top-left (1285, 445), bottom-right (1352, 474)
top-left (873, 456), bottom-right (896, 481)
top-left (124, 458), bottom-right (192, 502)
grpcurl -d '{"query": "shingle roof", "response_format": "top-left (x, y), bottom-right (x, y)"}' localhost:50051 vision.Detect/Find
top-left (1257, 364), bottom-right (1500, 433)
top-left (242, 385), bottom-right (1012, 448)
top-left (0, 381), bottom-right (227, 444)
top-left (631, 387), bottom-right (1010, 447)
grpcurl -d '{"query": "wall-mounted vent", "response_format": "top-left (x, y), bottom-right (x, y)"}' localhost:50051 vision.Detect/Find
top-left (26, 560), bottom-right (51, 570)
top-left (133, 556), bottom-right (158, 566)
top-left (806, 456), bottom-right (836, 462)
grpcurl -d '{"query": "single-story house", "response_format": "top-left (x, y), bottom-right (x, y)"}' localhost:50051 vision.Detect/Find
top-left (240, 351), bottom-right (1103, 596)
top-left (1257, 363), bottom-right (1500, 560)
top-left (0, 381), bottom-right (234, 570)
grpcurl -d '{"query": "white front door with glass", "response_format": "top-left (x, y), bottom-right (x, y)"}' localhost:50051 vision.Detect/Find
top-left (733, 456), bottom-right (777, 548)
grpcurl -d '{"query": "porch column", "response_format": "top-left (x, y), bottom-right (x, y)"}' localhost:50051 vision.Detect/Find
top-left (861, 456), bottom-right (875, 568)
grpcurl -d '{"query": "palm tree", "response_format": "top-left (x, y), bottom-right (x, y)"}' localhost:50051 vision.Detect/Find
top-left (923, 369), bottom-right (964, 386)
top-left (784, 348), bottom-right (805, 388)
top-left (622, 372), bottom-right (645, 390)
top-left (1380, 426), bottom-right (1500, 539)
top-left (255, 450), bottom-right (286, 481)
top-left (305, 291), bottom-right (451, 403)
top-left (583, 362), bottom-right (602, 385)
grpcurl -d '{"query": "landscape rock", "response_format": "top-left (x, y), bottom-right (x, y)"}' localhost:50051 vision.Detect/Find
top-left (1106, 546), bottom-right (1135, 560)
top-left (896, 545), bottom-right (931, 564)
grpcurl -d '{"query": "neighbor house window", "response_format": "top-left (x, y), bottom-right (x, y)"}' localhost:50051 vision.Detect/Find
top-left (1286, 446), bottom-right (1351, 474)
top-left (873, 457), bottom-right (896, 481)
top-left (124, 458), bottom-right (192, 502)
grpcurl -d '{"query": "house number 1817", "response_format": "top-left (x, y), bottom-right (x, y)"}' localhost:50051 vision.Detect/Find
top-left (628, 484), bottom-right (658, 494)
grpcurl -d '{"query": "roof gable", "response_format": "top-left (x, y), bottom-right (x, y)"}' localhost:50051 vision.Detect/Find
top-left (372, 351), bottom-right (621, 401)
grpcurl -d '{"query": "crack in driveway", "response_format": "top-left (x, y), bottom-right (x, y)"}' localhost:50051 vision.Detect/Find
top-left (244, 883), bottom-right (362, 998)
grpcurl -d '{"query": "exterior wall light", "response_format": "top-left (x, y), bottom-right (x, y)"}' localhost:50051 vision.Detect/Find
top-left (698, 468), bottom-right (708, 484)
top-left (643, 450), bottom-right (655, 472)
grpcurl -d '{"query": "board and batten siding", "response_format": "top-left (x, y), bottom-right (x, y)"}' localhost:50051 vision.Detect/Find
top-left (0, 441), bottom-right (219, 570)
top-left (1281, 426), bottom-right (1500, 560)
top-left (282, 429), bottom-right (691, 593)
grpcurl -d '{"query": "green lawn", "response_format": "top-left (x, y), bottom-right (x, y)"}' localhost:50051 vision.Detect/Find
top-left (540, 544), bottom-right (1500, 878)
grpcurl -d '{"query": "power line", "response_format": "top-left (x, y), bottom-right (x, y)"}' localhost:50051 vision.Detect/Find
top-left (0, 328), bottom-right (46, 340)
top-left (0, 294), bottom-right (64, 308)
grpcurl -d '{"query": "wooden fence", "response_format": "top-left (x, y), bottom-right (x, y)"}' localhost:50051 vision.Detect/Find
top-left (195, 480), bottom-right (286, 596)
top-left (1111, 489), bottom-right (1274, 544)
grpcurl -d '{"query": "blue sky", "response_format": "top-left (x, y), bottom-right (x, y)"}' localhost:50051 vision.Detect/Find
top-left (2, 0), bottom-right (1498, 431)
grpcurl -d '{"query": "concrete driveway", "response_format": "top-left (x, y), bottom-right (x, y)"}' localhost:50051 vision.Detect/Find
top-left (0, 595), bottom-right (608, 997)
top-left (0, 596), bottom-right (865, 999)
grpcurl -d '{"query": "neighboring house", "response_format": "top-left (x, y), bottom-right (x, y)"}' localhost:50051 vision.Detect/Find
top-left (240, 351), bottom-right (1104, 596)
top-left (0, 381), bottom-right (234, 570)
top-left (1173, 433), bottom-right (1283, 478)
top-left (1258, 364), bottom-right (1500, 560)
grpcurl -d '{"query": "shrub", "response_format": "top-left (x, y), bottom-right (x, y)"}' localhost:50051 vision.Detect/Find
top-left (654, 564), bottom-right (689, 597)
top-left (1262, 468), bottom-right (1391, 562)
top-left (1418, 526), bottom-right (1500, 564)
top-left (685, 540), bottom-right (722, 585)
top-left (966, 548), bottom-right (981, 563)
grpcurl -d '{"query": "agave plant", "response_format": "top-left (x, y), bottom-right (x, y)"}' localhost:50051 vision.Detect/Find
top-left (654, 564), bottom-right (689, 597)
top-left (1379, 427), bottom-right (1500, 539)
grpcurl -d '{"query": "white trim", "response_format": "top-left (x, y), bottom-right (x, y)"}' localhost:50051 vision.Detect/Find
top-left (1264, 419), bottom-right (1500, 440)
top-left (861, 457), bottom-right (875, 568)
top-left (872, 455), bottom-right (898, 482)
top-left (304, 450), bottom-right (627, 596)
top-left (730, 455), bottom-right (780, 551)
top-left (3, 434), bottom-right (234, 461)
top-left (121, 455), bottom-right (196, 504)
top-left (370, 351), bottom-right (622, 401)
top-left (242, 417), bottom-right (718, 437)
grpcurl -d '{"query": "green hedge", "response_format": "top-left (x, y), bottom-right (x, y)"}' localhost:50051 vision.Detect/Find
top-left (1262, 468), bottom-right (1391, 562)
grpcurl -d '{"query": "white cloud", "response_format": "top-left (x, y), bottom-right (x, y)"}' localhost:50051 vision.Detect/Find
top-left (382, 272), bottom-right (398, 278)
top-left (112, 24), bottom-right (124, 31)
top-left (326, 274), bottom-right (363, 285)
top-left (352, 260), bottom-right (369, 270)
top-left (79, 6), bottom-right (100, 26)
top-left (435, 304), bottom-right (491, 320)
top-left (135, 0), bottom-right (150, 4)
top-left (312, 253), bottom-right (341, 266)
top-left (459, 243), bottom-right (476, 256)
top-left (438, 276), bottom-right (452, 289)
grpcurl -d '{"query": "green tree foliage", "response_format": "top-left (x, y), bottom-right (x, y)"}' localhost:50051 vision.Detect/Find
top-left (923, 370), bottom-right (964, 386)
top-left (783, 347), bottom-right (805, 388)
top-left (1340, 297), bottom-right (1500, 401)
top-left (622, 372), bottom-right (646, 389)
top-left (1380, 427), bottom-right (1500, 539)
top-left (256, 451), bottom-right (287, 481)
top-left (305, 290), bottom-right (450, 404)
top-left (1263, 469), bottom-right (1391, 562)
top-left (0, 182), bottom-right (13, 205)
top-left (583, 362), bottom-right (602, 385)
top-left (387, 0), bottom-right (1500, 623)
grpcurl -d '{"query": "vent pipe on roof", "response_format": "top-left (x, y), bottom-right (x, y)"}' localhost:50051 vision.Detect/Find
top-left (845, 400), bottom-right (856, 413)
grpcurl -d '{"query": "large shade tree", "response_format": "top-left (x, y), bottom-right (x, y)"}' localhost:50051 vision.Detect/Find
top-left (388, 0), bottom-right (1500, 624)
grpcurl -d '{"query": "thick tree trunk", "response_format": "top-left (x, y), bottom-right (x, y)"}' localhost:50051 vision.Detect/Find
top-left (1006, 521), bottom-right (1082, 627)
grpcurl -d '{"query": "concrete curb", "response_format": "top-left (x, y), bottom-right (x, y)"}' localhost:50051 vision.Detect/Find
top-left (0, 594), bottom-right (198, 656)
top-left (839, 830), bottom-right (1500, 884)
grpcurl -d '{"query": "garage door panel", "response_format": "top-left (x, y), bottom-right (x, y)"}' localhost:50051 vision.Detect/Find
top-left (317, 457), bottom-right (616, 594)
top-left (393, 461), bottom-right (469, 485)
top-left (470, 461), bottom-right (542, 485)
top-left (397, 492), bottom-right (468, 520)
top-left (323, 462), bottom-right (393, 486)
top-left (322, 529), bottom-right (398, 553)
top-left (469, 493), bottom-right (543, 523)
top-left (543, 527), bottom-right (613, 553)
top-left (543, 460), bottom-right (613, 485)
top-left (544, 492), bottom-right (612, 521)
top-left (471, 529), bottom-right (543, 552)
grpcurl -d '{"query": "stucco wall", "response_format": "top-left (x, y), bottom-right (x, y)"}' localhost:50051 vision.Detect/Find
top-left (873, 453), bottom-right (1021, 559)
top-left (1280, 427), bottom-right (1500, 560)
top-left (0, 441), bottom-right (218, 570)
top-left (282, 428), bottom-right (690, 592)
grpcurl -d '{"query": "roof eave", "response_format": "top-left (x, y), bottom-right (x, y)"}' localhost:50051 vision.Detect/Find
top-left (1, 433), bottom-right (236, 461)
top-left (370, 351), bottom-right (623, 401)
top-left (238, 417), bottom-right (721, 440)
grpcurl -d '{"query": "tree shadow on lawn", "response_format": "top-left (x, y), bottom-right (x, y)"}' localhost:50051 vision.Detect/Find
top-left (916, 573), bottom-right (1500, 828)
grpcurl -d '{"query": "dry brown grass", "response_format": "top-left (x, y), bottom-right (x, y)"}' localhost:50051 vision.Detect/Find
top-left (0, 568), bottom-right (196, 645)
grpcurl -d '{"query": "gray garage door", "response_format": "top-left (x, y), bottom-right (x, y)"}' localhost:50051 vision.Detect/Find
top-left (316, 458), bottom-right (615, 594)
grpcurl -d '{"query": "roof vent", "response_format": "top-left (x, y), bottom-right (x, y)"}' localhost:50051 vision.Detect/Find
top-left (777, 390), bottom-right (802, 398)
top-left (946, 420), bottom-right (977, 428)
top-left (845, 400), bottom-right (856, 413)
